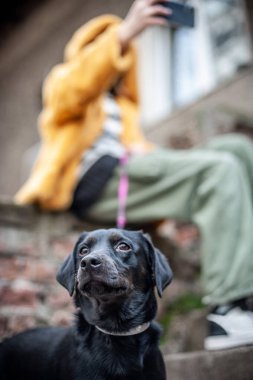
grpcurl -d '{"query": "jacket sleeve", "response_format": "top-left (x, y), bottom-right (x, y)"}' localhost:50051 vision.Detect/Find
top-left (43, 25), bottom-right (135, 124)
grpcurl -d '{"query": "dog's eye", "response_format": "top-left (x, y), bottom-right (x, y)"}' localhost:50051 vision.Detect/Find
top-left (116, 242), bottom-right (131, 252)
top-left (79, 246), bottom-right (89, 256)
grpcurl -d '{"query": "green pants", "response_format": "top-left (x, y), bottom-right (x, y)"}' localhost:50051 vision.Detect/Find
top-left (87, 134), bottom-right (253, 305)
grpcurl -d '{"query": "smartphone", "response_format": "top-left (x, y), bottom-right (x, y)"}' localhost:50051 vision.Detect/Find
top-left (160, 1), bottom-right (195, 28)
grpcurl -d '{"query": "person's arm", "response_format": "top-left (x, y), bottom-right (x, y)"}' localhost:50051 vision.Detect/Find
top-left (118, 0), bottom-right (171, 52)
top-left (44, 0), bottom-right (171, 124)
top-left (43, 24), bottom-right (134, 124)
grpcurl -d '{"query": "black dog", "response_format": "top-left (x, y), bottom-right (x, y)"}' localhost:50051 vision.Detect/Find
top-left (0, 228), bottom-right (172, 380)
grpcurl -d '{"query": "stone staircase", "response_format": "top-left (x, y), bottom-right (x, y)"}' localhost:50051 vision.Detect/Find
top-left (0, 196), bottom-right (253, 380)
top-left (164, 346), bottom-right (253, 380)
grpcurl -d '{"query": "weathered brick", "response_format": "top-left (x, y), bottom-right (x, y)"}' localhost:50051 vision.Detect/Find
top-left (0, 281), bottom-right (39, 307)
top-left (158, 220), bottom-right (200, 249)
top-left (47, 287), bottom-right (72, 310)
top-left (0, 257), bottom-right (27, 279)
top-left (0, 257), bottom-right (56, 283)
top-left (50, 310), bottom-right (74, 327)
top-left (0, 312), bottom-right (37, 339)
top-left (0, 227), bottom-right (38, 257)
top-left (33, 262), bottom-right (57, 283)
top-left (175, 223), bottom-right (200, 249)
top-left (50, 235), bottom-right (79, 260)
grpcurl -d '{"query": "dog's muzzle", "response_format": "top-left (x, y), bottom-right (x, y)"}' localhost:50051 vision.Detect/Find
top-left (77, 253), bottom-right (130, 297)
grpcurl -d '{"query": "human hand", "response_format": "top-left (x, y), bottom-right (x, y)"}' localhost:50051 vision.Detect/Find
top-left (118, 0), bottom-right (171, 51)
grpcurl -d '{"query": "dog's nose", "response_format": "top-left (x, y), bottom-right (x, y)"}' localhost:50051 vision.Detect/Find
top-left (81, 256), bottom-right (102, 270)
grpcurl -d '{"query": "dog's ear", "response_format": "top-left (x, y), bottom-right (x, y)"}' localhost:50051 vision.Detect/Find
top-left (143, 233), bottom-right (173, 298)
top-left (56, 253), bottom-right (76, 296)
top-left (56, 232), bottom-right (88, 296)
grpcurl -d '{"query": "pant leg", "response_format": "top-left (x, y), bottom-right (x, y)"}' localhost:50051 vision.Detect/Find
top-left (87, 147), bottom-right (253, 305)
top-left (204, 133), bottom-right (253, 200)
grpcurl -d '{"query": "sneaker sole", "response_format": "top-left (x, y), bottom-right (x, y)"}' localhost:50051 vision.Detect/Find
top-left (205, 335), bottom-right (253, 351)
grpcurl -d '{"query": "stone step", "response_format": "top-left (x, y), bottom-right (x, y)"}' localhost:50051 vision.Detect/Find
top-left (164, 346), bottom-right (253, 380)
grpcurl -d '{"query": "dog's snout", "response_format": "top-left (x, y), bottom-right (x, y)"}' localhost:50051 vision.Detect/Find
top-left (81, 255), bottom-right (102, 270)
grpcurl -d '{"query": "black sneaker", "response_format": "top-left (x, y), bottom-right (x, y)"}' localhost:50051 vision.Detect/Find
top-left (205, 302), bottom-right (253, 350)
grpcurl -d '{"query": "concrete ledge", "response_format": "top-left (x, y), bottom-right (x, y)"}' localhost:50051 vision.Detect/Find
top-left (0, 195), bottom-right (89, 229)
top-left (0, 195), bottom-right (173, 239)
top-left (165, 346), bottom-right (253, 380)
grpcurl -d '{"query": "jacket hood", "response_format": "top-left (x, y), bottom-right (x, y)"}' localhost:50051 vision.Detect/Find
top-left (64, 14), bottom-right (122, 61)
top-left (64, 14), bottom-right (139, 104)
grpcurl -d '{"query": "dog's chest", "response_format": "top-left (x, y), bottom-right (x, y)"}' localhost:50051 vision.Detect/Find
top-left (76, 332), bottom-right (152, 380)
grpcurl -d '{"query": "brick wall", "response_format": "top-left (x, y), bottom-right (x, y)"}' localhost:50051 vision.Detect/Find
top-left (0, 197), bottom-right (203, 346)
top-left (0, 200), bottom-right (86, 340)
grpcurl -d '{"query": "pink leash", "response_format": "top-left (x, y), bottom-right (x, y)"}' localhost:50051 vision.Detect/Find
top-left (117, 153), bottom-right (129, 229)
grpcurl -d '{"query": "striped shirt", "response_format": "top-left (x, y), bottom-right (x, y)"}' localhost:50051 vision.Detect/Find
top-left (77, 94), bottom-right (125, 178)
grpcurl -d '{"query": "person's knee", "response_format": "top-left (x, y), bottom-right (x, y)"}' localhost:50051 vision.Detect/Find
top-left (208, 133), bottom-right (252, 157)
top-left (199, 152), bottom-right (242, 199)
top-left (213, 151), bottom-right (242, 179)
top-left (225, 133), bottom-right (251, 152)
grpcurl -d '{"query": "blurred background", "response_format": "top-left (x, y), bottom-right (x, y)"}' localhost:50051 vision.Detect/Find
top-left (1, 2), bottom-right (253, 377)
top-left (0, 0), bottom-right (252, 197)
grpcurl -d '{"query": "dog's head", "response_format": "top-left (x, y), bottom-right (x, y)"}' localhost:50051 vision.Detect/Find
top-left (57, 229), bottom-right (172, 331)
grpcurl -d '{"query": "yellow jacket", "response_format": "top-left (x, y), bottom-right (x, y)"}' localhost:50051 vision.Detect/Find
top-left (15, 15), bottom-right (152, 210)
